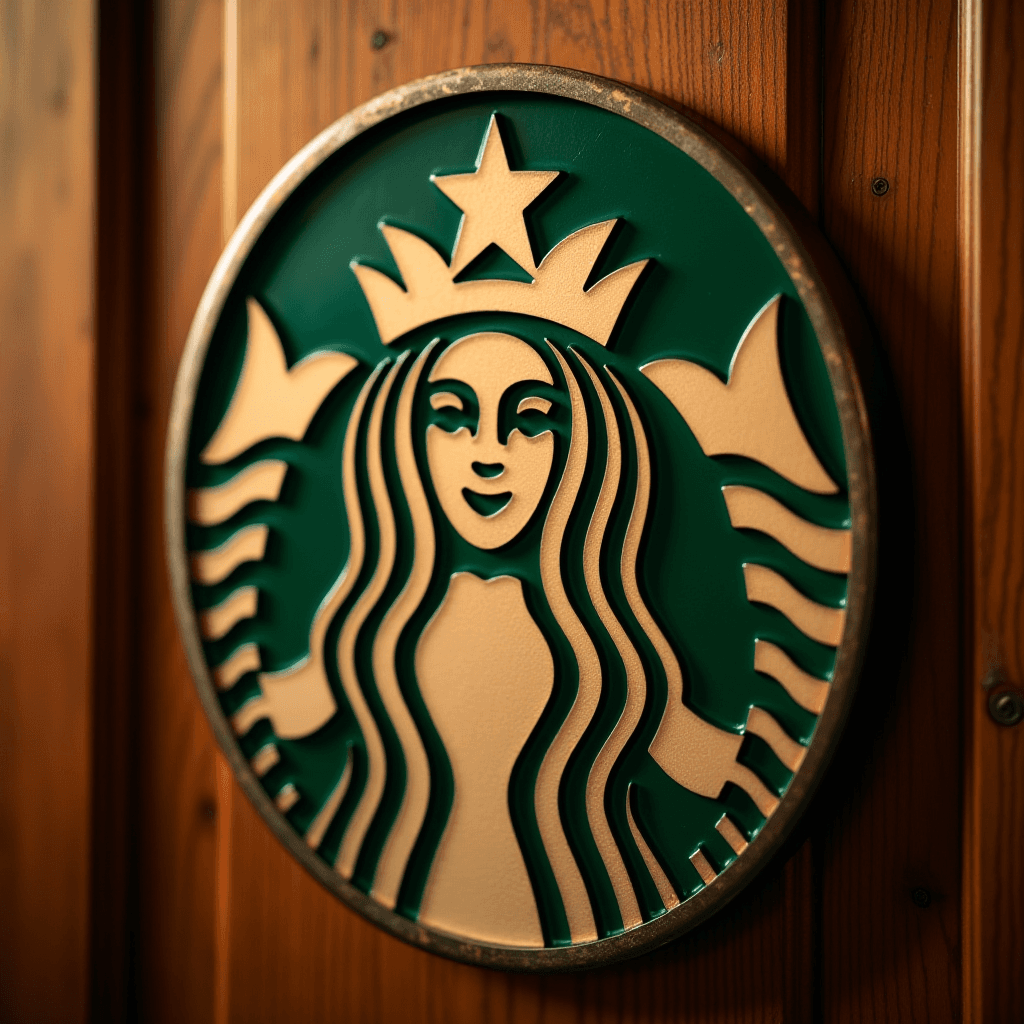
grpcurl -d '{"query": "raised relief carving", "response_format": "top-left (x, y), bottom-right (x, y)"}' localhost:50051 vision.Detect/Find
top-left (177, 102), bottom-right (861, 960)
top-left (641, 296), bottom-right (838, 494)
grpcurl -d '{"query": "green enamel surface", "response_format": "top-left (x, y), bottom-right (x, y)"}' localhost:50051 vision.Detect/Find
top-left (184, 92), bottom-right (849, 945)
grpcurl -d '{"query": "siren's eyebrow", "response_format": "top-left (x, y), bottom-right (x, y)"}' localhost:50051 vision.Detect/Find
top-left (430, 391), bottom-right (465, 412)
top-left (516, 395), bottom-right (553, 415)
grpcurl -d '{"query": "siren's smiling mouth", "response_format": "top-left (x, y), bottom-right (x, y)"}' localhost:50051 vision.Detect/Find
top-left (462, 488), bottom-right (512, 517)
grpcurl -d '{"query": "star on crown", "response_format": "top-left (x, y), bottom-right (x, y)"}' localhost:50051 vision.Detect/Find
top-left (351, 116), bottom-right (648, 347)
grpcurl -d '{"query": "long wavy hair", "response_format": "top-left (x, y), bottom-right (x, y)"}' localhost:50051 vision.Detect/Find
top-left (312, 331), bottom-right (684, 941)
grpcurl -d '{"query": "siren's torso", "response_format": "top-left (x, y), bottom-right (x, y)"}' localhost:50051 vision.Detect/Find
top-left (416, 571), bottom-right (553, 948)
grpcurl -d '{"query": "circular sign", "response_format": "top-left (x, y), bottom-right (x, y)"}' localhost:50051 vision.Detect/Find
top-left (167, 65), bottom-right (875, 969)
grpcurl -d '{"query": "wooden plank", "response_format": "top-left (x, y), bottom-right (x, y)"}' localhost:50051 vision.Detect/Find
top-left (219, 3), bottom-right (824, 1022)
top-left (235, 0), bottom-right (813, 218)
top-left (821, 1), bottom-right (962, 1021)
top-left (961, 0), bottom-right (1024, 1020)
top-left (0, 2), bottom-right (95, 1022)
top-left (134, 2), bottom-right (225, 1023)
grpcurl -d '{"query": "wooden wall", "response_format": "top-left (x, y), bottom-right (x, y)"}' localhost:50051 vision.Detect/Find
top-left (962, 1), bottom-right (1024, 1021)
top-left (0, 3), bottom-right (95, 1023)
top-left (2, 0), bottom-right (1021, 1021)
top-left (135, 2), bottom-right (964, 1023)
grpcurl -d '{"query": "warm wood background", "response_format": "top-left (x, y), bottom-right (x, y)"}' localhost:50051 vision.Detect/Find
top-left (0, 2), bottom-right (95, 1022)
top-left (1, 0), bottom-right (1020, 1022)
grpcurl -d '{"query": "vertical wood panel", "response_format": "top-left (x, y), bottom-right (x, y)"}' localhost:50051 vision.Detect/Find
top-left (135, 3), bottom-right (224, 1023)
top-left (962, 0), bottom-right (1024, 1019)
top-left (215, 3), bottom-right (824, 1022)
top-left (0, 2), bottom-right (95, 1022)
top-left (821, 1), bottom-right (962, 1021)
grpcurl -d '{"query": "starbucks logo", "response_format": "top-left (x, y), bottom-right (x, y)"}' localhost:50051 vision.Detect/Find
top-left (167, 66), bottom-right (874, 968)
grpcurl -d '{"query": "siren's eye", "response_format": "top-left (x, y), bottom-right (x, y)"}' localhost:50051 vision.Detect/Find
top-left (428, 380), bottom-right (478, 434)
top-left (501, 380), bottom-right (563, 441)
top-left (430, 391), bottom-right (464, 413)
top-left (516, 396), bottom-right (552, 415)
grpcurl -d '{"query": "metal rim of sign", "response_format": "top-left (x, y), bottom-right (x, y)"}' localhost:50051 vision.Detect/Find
top-left (166, 63), bottom-right (876, 971)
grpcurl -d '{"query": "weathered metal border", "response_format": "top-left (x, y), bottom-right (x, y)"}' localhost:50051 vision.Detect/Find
top-left (165, 63), bottom-right (877, 972)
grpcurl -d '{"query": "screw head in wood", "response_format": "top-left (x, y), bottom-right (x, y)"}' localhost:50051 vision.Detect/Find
top-left (911, 887), bottom-right (931, 908)
top-left (371, 30), bottom-right (388, 50)
top-left (989, 689), bottom-right (1024, 727)
top-left (870, 177), bottom-right (890, 197)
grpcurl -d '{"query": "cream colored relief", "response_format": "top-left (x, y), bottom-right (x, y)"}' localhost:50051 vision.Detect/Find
top-left (416, 573), bottom-right (552, 948)
top-left (723, 485), bottom-right (851, 573)
top-left (351, 120), bottom-right (645, 348)
top-left (715, 814), bottom-right (749, 855)
top-left (250, 743), bottom-right (280, 778)
top-left (334, 357), bottom-right (407, 879)
top-left (201, 297), bottom-right (357, 464)
top-left (426, 332), bottom-right (555, 551)
top-left (742, 563), bottom-right (846, 647)
top-left (188, 460), bottom-right (287, 526)
top-left (431, 115), bottom-right (558, 277)
top-left (641, 296), bottom-right (838, 495)
top-left (753, 639), bottom-right (830, 715)
top-left (199, 585), bottom-right (258, 640)
top-left (574, 355), bottom-right (644, 931)
top-left (190, 523), bottom-right (268, 585)
top-left (534, 345), bottom-right (600, 945)
top-left (689, 849), bottom-right (717, 886)
top-left (243, 363), bottom-right (387, 744)
top-left (212, 642), bottom-right (260, 691)
top-left (369, 343), bottom-right (438, 909)
top-left (607, 370), bottom-right (781, 821)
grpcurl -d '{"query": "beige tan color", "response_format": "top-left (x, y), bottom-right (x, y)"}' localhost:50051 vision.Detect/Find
top-left (690, 849), bottom-right (717, 885)
top-left (213, 642), bottom-right (260, 691)
top-left (753, 639), bottom-right (830, 714)
top-left (427, 332), bottom-right (555, 550)
top-left (369, 345), bottom-right (437, 909)
top-left (190, 524), bottom-right (268, 586)
top-left (608, 372), bottom-right (781, 820)
top-left (534, 346), bottom-right (600, 944)
top-left (352, 119), bottom-right (646, 349)
top-left (241, 365), bottom-right (385, 743)
top-left (742, 563), bottom-right (846, 647)
top-left (353, 220), bottom-right (646, 349)
top-left (188, 459), bottom-right (287, 526)
top-left (722, 485), bottom-right (851, 573)
top-left (575, 356), bottom-right (643, 930)
top-left (641, 296), bottom-right (838, 494)
top-left (715, 815), bottom-right (749, 855)
top-left (201, 297), bottom-right (356, 464)
top-left (199, 585), bottom-right (258, 640)
top-left (417, 573), bottom-right (551, 948)
top-left (432, 115), bottom-right (558, 276)
top-left (335, 360), bottom-right (407, 878)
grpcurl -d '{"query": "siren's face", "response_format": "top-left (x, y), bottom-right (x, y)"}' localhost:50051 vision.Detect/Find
top-left (426, 332), bottom-right (558, 550)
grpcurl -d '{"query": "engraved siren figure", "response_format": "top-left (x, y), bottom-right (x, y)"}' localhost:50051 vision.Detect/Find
top-left (199, 114), bottom-right (841, 950)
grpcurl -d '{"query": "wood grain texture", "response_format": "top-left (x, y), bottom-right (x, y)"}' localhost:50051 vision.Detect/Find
top-left (962, 0), bottom-right (1024, 1019)
top-left (234, 0), bottom-right (814, 218)
top-left (133, 1), bottom-right (984, 1021)
top-left (0, 2), bottom-right (95, 1022)
top-left (134, 2), bottom-right (224, 1023)
top-left (219, 3), bottom-right (823, 1022)
top-left (822, 1), bottom-right (962, 1021)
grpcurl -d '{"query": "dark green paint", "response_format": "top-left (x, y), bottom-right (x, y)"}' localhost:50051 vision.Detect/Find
top-left (184, 93), bottom-right (849, 944)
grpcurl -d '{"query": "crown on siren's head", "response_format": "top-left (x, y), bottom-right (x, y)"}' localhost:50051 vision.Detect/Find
top-left (351, 116), bottom-right (649, 348)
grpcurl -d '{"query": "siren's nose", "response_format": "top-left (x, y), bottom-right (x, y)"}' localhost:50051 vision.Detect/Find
top-left (472, 461), bottom-right (505, 479)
